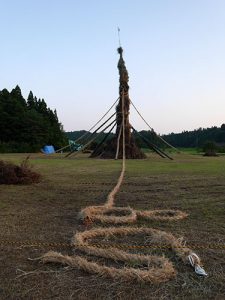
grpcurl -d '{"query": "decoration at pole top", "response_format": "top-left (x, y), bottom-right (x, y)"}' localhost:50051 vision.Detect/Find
top-left (117, 47), bottom-right (123, 55)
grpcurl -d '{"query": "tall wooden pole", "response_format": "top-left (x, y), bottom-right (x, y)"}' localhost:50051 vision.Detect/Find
top-left (91, 47), bottom-right (145, 159)
top-left (116, 47), bottom-right (132, 146)
top-left (115, 47), bottom-right (145, 159)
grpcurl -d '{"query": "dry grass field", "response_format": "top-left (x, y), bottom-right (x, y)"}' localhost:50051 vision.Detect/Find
top-left (0, 152), bottom-right (224, 299)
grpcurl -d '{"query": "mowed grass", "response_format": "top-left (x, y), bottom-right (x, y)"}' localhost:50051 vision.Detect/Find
top-left (0, 152), bottom-right (224, 299)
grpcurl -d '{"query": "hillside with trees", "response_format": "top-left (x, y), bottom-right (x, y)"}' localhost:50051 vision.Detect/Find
top-left (135, 126), bottom-right (225, 151)
top-left (162, 125), bottom-right (225, 148)
top-left (0, 86), bottom-right (67, 152)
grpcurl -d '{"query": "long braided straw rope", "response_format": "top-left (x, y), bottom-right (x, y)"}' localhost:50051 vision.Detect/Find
top-left (41, 92), bottom-right (206, 283)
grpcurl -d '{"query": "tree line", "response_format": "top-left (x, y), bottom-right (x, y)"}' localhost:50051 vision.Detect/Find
top-left (1, 86), bottom-right (224, 153)
top-left (66, 125), bottom-right (225, 152)
top-left (0, 86), bottom-right (67, 152)
top-left (162, 125), bottom-right (225, 149)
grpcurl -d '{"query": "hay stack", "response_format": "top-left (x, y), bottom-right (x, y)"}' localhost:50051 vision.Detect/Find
top-left (0, 157), bottom-right (41, 184)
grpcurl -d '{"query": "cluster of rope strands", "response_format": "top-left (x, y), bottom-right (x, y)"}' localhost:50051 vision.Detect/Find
top-left (41, 92), bottom-right (207, 283)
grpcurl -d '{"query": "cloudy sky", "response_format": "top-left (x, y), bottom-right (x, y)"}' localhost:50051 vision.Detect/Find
top-left (1, 0), bottom-right (225, 134)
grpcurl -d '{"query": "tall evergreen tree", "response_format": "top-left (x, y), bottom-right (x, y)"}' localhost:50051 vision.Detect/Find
top-left (27, 91), bottom-right (35, 109)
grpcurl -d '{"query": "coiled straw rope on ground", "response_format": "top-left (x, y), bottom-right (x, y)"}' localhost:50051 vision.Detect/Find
top-left (42, 227), bottom-right (191, 284)
top-left (42, 93), bottom-right (202, 283)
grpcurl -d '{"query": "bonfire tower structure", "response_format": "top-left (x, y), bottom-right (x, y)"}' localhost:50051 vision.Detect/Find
top-left (115, 47), bottom-right (145, 159)
top-left (66, 47), bottom-right (174, 159)
top-left (92, 47), bottom-right (146, 159)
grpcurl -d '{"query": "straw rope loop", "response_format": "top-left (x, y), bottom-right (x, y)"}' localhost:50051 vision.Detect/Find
top-left (42, 226), bottom-right (195, 283)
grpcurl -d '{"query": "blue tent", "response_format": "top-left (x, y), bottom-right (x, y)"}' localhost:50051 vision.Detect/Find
top-left (42, 145), bottom-right (55, 154)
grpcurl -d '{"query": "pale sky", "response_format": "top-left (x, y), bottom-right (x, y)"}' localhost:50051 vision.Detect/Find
top-left (1, 0), bottom-right (225, 134)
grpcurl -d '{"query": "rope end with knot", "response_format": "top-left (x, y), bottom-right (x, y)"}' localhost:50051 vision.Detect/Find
top-left (188, 253), bottom-right (208, 276)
